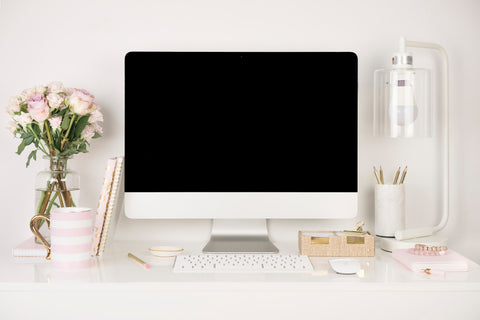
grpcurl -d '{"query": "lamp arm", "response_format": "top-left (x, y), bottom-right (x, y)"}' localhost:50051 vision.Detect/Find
top-left (395, 38), bottom-right (449, 240)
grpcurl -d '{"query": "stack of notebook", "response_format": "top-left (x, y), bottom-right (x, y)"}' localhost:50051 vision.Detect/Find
top-left (392, 248), bottom-right (469, 272)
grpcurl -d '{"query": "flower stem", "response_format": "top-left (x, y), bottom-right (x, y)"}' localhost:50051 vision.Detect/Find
top-left (36, 190), bottom-right (46, 214)
top-left (61, 114), bottom-right (76, 151)
top-left (56, 185), bottom-right (65, 207)
top-left (46, 193), bottom-right (58, 215)
top-left (28, 126), bottom-right (49, 155)
top-left (44, 122), bottom-right (55, 156)
top-left (38, 185), bottom-right (53, 216)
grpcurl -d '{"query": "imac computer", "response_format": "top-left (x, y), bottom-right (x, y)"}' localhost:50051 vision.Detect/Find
top-left (124, 52), bottom-right (358, 253)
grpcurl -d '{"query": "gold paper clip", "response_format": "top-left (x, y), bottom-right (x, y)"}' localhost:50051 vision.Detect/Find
top-left (343, 221), bottom-right (367, 235)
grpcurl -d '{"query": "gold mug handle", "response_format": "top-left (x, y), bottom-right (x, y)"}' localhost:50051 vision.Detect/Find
top-left (30, 215), bottom-right (51, 260)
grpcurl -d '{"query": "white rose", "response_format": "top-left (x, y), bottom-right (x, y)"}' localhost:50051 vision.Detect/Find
top-left (90, 102), bottom-right (101, 111)
top-left (13, 113), bottom-right (33, 128)
top-left (48, 116), bottom-right (62, 130)
top-left (20, 87), bottom-right (36, 100)
top-left (91, 122), bottom-right (103, 134)
top-left (68, 89), bottom-right (95, 115)
top-left (6, 120), bottom-right (18, 133)
top-left (88, 110), bottom-right (104, 123)
top-left (7, 96), bottom-right (20, 114)
top-left (34, 85), bottom-right (47, 94)
top-left (48, 81), bottom-right (65, 93)
top-left (46, 93), bottom-right (64, 109)
top-left (65, 87), bottom-right (75, 96)
top-left (81, 124), bottom-right (95, 142)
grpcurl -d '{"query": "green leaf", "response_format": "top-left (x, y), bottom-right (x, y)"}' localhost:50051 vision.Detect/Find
top-left (26, 150), bottom-right (37, 167)
top-left (16, 140), bottom-right (26, 155)
top-left (58, 108), bottom-right (69, 117)
top-left (24, 135), bottom-right (34, 146)
top-left (74, 115), bottom-right (90, 138)
top-left (20, 102), bottom-right (28, 113)
top-left (61, 115), bottom-right (71, 131)
top-left (32, 123), bottom-right (41, 136)
top-left (54, 136), bottom-right (62, 151)
top-left (78, 143), bottom-right (87, 153)
top-left (67, 148), bottom-right (77, 156)
top-left (92, 132), bottom-right (102, 139)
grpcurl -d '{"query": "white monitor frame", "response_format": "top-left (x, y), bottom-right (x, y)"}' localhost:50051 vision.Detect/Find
top-left (124, 192), bottom-right (357, 219)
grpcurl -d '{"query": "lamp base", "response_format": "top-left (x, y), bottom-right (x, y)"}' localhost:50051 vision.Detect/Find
top-left (379, 235), bottom-right (448, 252)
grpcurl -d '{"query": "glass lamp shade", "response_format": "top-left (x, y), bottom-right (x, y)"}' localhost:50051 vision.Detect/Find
top-left (374, 64), bottom-right (432, 138)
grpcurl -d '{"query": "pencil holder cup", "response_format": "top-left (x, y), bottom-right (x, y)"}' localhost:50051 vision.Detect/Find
top-left (375, 184), bottom-right (405, 237)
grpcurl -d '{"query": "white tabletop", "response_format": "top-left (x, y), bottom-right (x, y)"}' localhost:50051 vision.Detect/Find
top-left (3, 240), bottom-right (480, 288)
top-left (2, 241), bottom-right (480, 319)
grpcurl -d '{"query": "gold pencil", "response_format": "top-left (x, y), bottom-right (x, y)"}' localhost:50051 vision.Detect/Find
top-left (393, 166), bottom-right (401, 184)
top-left (379, 166), bottom-right (384, 185)
top-left (399, 166), bottom-right (408, 184)
top-left (128, 253), bottom-right (150, 269)
top-left (373, 166), bottom-right (382, 184)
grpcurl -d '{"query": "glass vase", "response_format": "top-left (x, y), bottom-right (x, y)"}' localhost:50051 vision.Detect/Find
top-left (33, 156), bottom-right (80, 243)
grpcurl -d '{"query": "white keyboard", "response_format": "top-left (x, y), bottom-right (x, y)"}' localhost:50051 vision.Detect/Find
top-left (173, 254), bottom-right (314, 273)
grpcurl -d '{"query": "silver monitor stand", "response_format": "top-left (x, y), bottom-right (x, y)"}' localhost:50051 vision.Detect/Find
top-left (202, 219), bottom-right (279, 253)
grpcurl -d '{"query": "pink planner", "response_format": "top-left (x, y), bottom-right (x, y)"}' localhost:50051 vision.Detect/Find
top-left (392, 248), bottom-right (469, 272)
top-left (92, 158), bottom-right (117, 256)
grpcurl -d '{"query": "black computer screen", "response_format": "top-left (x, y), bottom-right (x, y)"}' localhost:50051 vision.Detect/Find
top-left (125, 52), bottom-right (357, 192)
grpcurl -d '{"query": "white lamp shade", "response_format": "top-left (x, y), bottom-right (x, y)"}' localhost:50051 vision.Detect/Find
top-left (374, 66), bottom-right (432, 138)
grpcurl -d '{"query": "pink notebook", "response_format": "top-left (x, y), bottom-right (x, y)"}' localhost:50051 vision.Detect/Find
top-left (12, 237), bottom-right (47, 257)
top-left (392, 248), bottom-right (469, 272)
top-left (92, 158), bottom-right (117, 256)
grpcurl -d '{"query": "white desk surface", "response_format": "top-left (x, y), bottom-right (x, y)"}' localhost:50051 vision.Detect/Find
top-left (2, 240), bottom-right (480, 319)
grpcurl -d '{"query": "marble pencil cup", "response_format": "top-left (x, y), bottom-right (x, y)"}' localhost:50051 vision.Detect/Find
top-left (375, 184), bottom-right (405, 238)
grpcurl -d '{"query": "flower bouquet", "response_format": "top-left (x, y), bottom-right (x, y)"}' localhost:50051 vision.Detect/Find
top-left (6, 81), bottom-right (102, 219)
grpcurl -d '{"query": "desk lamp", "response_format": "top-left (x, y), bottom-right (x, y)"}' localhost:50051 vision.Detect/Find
top-left (374, 37), bottom-right (449, 251)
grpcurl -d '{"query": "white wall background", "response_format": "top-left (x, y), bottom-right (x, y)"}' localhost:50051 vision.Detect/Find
top-left (0, 0), bottom-right (479, 262)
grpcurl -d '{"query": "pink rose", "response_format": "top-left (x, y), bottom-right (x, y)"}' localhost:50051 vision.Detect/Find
top-left (68, 89), bottom-right (95, 115)
top-left (27, 94), bottom-right (49, 122)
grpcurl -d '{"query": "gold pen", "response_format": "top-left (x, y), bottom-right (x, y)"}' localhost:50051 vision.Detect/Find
top-left (128, 252), bottom-right (150, 269)
top-left (393, 166), bottom-right (401, 184)
top-left (373, 166), bottom-right (381, 184)
top-left (379, 166), bottom-right (384, 185)
top-left (399, 166), bottom-right (408, 184)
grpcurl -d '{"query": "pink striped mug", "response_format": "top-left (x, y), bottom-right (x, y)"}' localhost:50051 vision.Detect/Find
top-left (30, 207), bottom-right (93, 268)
